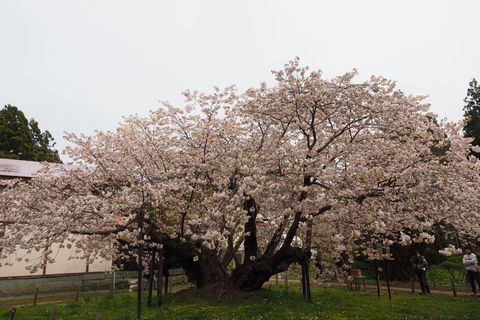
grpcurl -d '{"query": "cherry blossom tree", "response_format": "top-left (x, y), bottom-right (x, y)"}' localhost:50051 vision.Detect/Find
top-left (2, 59), bottom-right (479, 295)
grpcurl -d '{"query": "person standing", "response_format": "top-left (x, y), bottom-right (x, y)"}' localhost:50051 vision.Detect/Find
top-left (411, 250), bottom-right (431, 294)
top-left (462, 246), bottom-right (480, 297)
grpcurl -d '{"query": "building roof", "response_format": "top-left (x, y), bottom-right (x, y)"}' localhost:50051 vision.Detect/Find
top-left (0, 158), bottom-right (70, 179)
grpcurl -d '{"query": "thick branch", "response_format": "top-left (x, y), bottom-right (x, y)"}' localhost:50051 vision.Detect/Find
top-left (316, 116), bottom-right (369, 154)
top-left (311, 205), bottom-right (333, 218)
top-left (243, 196), bottom-right (258, 262)
top-left (222, 235), bottom-right (244, 268)
top-left (71, 218), bottom-right (135, 236)
top-left (263, 219), bottom-right (287, 257)
top-left (277, 211), bottom-right (302, 253)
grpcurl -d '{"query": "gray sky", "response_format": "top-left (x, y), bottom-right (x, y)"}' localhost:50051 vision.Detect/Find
top-left (1, 0), bottom-right (479, 161)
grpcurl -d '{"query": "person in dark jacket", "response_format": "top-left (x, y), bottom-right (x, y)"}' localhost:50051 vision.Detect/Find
top-left (411, 250), bottom-right (431, 294)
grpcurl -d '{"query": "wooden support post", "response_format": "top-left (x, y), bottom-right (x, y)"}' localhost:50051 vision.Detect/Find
top-left (9, 307), bottom-right (16, 320)
top-left (33, 287), bottom-right (39, 306)
top-left (137, 249), bottom-right (143, 318)
top-left (374, 260), bottom-right (381, 297)
top-left (164, 269), bottom-right (169, 295)
top-left (303, 219), bottom-right (313, 303)
top-left (147, 251), bottom-right (155, 307)
top-left (113, 271), bottom-right (116, 291)
top-left (284, 270), bottom-right (288, 291)
top-left (136, 208), bottom-right (144, 320)
top-left (75, 286), bottom-right (80, 302)
top-left (275, 273), bottom-right (279, 285)
top-left (50, 306), bottom-right (57, 320)
top-left (156, 248), bottom-right (164, 306)
top-left (410, 276), bottom-right (415, 294)
top-left (384, 260), bottom-right (391, 300)
top-left (301, 262), bottom-right (307, 301)
top-left (108, 272), bottom-right (113, 296)
top-left (305, 260), bottom-right (312, 303)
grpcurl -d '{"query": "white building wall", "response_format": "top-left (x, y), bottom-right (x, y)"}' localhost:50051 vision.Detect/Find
top-left (0, 240), bottom-right (112, 278)
top-left (0, 246), bottom-right (44, 277)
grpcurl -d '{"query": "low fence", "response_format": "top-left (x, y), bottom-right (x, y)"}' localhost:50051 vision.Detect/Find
top-left (0, 272), bottom-right (123, 297)
top-left (0, 269), bottom-right (188, 298)
top-left (2, 270), bottom-right (189, 320)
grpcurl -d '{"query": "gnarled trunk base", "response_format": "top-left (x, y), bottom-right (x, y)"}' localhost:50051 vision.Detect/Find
top-left (161, 234), bottom-right (307, 292)
top-left (231, 247), bottom-right (305, 291)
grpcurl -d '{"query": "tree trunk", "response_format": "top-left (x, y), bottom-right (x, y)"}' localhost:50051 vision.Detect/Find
top-left (197, 249), bottom-right (230, 288)
top-left (231, 246), bottom-right (304, 291)
top-left (157, 237), bottom-right (307, 292)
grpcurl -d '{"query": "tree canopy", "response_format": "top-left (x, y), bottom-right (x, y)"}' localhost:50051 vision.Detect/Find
top-left (0, 105), bottom-right (61, 163)
top-left (1, 60), bottom-right (479, 292)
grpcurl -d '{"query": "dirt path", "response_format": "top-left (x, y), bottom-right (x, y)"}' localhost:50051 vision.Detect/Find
top-left (268, 278), bottom-right (474, 297)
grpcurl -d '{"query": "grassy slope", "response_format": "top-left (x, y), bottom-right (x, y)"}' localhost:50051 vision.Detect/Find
top-left (1, 284), bottom-right (479, 320)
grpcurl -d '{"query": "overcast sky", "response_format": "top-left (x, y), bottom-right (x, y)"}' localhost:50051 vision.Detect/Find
top-left (1, 0), bottom-right (479, 161)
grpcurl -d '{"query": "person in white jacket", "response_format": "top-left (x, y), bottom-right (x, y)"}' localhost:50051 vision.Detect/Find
top-left (462, 246), bottom-right (480, 296)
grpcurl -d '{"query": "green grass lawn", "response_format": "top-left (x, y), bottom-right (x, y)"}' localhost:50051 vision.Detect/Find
top-left (1, 284), bottom-right (479, 320)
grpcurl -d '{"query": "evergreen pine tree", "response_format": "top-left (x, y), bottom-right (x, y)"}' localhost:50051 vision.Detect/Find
top-left (463, 78), bottom-right (480, 158)
top-left (0, 105), bottom-right (61, 163)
